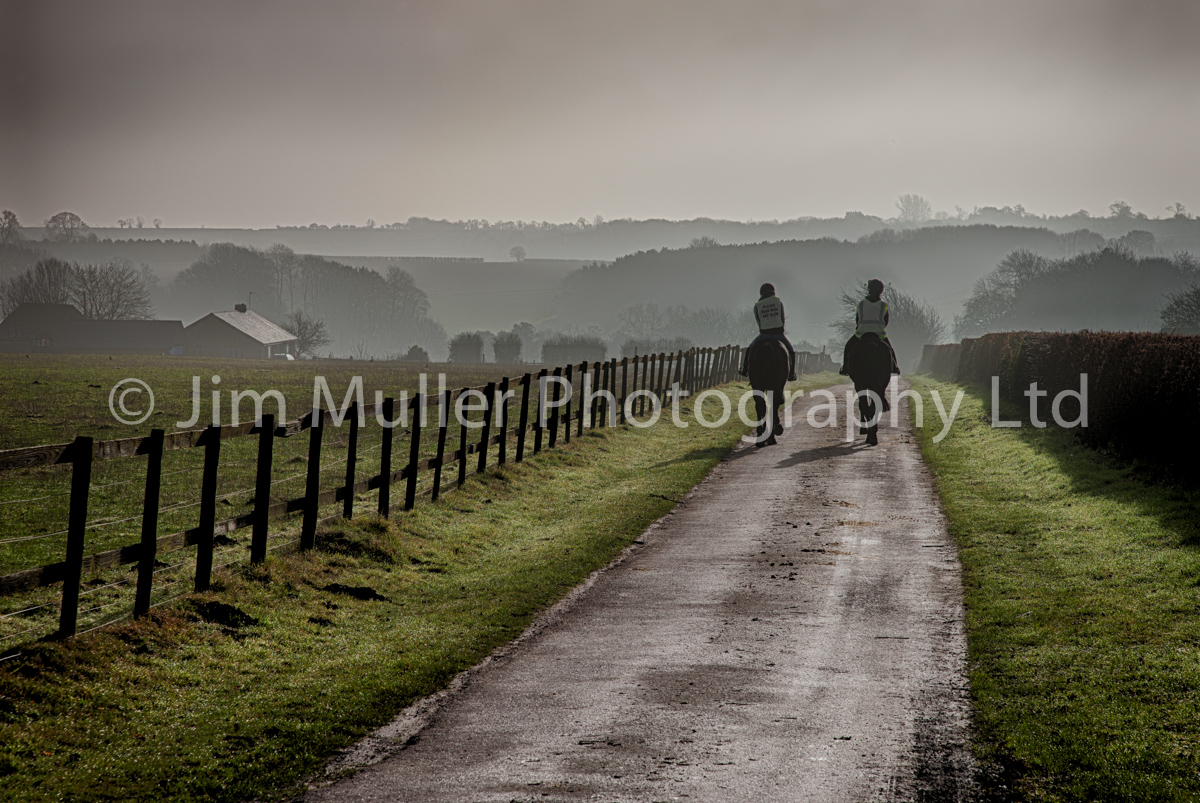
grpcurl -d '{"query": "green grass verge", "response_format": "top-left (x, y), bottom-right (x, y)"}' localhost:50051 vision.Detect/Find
top-left (909, 376), bottom-right (1200, 802)
top-left (0, 374), bottom-right (841, 803)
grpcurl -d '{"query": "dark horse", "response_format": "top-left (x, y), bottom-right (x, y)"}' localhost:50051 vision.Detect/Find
top-left (845, 333), bottom-right (893, 446)
top-left (745, 338), bottom-right (789, 446)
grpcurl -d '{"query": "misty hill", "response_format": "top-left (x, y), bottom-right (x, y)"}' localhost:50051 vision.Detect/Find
top-left (335, 257), bottom-right (586, 334)
top-left (553, 225), bottom-right (1174, 347)
top-left (17, 209), bottom-right (1200, 263)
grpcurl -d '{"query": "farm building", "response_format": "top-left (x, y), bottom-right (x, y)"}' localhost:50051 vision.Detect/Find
top-left (183, 304), bottom-right (297, 359)
top-left (0, 303), bottom-right (185, 355)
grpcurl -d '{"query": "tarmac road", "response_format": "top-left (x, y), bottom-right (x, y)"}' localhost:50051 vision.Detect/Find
top-left (306, 380), bottom-right (975, 802)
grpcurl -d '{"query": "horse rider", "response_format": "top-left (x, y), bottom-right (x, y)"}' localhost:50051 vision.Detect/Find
top-left (841, 278), bottom-right (899, 375)
top-left (740, 282), bottom-right (797, 381)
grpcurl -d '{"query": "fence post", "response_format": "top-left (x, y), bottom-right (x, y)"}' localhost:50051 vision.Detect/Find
top-left (619, 358), bottom-right (629, 423)
top-left (405, 394), bottom-right (423, 510)
top-left (134, 428), bottom-right (165, 618)
top-left (195, 424), bottom-right (221, 591)
top-left (594, 361), bottom-right (602, 428)
top-left (533, 369), bottom-right (547, 454)
top-left (516, 374), bottom-right (531, 461)
top-left (58, 436), bottom-right (93, 639)
top-left (644, 355), bottom-right (653, 416)
top-left (250, 413), bottom-right (275, 564)
top-left (548, 367), bottom-right (563, 447)
top-left (300, 412), bottom-right (322, 551)
top-left (343, 402), bottom-right (359, 520)
top-left (378, 397), bottom-right (395, 517)
top-left (609, 358), bottom-right (618, 423)
top-left (577, 362), bottom-right (587, 437)
top-left (477, 382), bottom-right (494, 473)
top-left (497, 377), bottom-right (510, 465)
top-left (457, 388), bottom-right (470, 486)
top-left (432, 389), bottom-right (450, 501)
top-left (563, 364), bottom-right (573, 444)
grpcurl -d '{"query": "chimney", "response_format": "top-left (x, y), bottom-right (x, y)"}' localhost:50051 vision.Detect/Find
top-left (234, 303), bottom-right (247, 313)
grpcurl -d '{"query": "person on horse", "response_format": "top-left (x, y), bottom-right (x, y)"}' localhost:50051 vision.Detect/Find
top-left (840, 278), bottom-right (899, 375)
top-left (740, 282), bottom-right (797, 381)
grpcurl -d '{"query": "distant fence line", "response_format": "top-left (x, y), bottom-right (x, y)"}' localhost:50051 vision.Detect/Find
top-left (0, 345), bottom-right (764, 645)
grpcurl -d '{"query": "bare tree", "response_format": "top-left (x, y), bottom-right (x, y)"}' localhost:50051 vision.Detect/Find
top-left (266, 243), bottom-right (298, 312)
top-left (0, 210), bottom-right (22, 244)
top-left (282, 310), bottom-right (332, 357)
top-left (44, 212), bottom-right (89, 242)
top-left (153, 218), bottom-right (163, 228)
top-left (0, 258), bottom-right (75, 316)
top-left (617, 302), bottom-right (666, 339)
top-left (895, 194), bottom-right (932, 224)
top-left (1161, 284), bottom-right (1200, 334)
top-left (688, 236), bottom-right (719, 248)
top-left (70, 259), bottom-right (154, 319)
top-left (384, 267), bottom-right (431, 319)
top-left (449, 331), bottom-right (484, 362)
top-left (493, 330), bottom-right (522, 363)
top-left (1109, 200), bottom-right (1134, 218)
top-left (509, 245), bottom-right (527, 262)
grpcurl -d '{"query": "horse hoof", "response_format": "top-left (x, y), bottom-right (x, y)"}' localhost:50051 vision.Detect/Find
top-left (765, 436), bottom-right (778, 446)
top-left (754, 441), bottom-right (767, 448)
top-left (866, 433), bottom-right (878, 446)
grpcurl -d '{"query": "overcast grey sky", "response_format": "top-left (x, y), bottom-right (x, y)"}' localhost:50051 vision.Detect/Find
top-left (2, 0), bottom-right (1197, 229)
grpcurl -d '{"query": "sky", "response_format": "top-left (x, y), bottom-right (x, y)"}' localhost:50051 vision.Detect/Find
top-left (2, 0), bottom-right (1198, 230)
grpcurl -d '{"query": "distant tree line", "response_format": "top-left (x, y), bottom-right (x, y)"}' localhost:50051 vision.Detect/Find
top-left (956, 246), bottom-right (1198, 339)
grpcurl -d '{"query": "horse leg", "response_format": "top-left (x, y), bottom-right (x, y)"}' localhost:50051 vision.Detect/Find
top-left (866, 423), bottom-right (878, 446)
top-left (766, 403), bottom-right (781, 445)
top-left (861, 398), bottom-right (878, 444)
top-left (753, 392), bottom-right (768, 447)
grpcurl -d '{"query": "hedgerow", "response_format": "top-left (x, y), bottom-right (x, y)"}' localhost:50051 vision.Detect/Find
top-left (957, 331), bottom-right (1200, 479)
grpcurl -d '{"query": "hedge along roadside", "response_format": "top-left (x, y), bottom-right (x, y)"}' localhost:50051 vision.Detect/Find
top-left (953, 331), bottom-right (1200, 481)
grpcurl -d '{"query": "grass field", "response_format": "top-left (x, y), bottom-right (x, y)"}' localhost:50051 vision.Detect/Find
top-left (0, 356), bottom-right (565, 644)
top-left (910, 376), bottom-right (1200, 802)
top-left (0, 372), bottom-right (842, 803)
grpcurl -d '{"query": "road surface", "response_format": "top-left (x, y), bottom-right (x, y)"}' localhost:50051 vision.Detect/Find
top-left (306, 380), bottom-right (975, 802)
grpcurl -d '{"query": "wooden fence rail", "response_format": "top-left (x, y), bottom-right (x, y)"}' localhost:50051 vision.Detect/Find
top-left (0, 346), bottom-right (751, 641)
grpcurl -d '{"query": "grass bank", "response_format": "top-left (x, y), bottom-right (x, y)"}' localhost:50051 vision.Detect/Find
top-left (910, 376), bottom-right (1200, 802)
top-left (0, 374), bottom-right (841, 803)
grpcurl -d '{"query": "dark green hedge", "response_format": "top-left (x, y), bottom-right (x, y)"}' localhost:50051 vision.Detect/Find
top-left (957, 331), bottom-right (1200, 477)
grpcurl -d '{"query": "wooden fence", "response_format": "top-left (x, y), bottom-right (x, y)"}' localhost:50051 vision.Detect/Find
top-left (0, 346), bottom-right (745, 643)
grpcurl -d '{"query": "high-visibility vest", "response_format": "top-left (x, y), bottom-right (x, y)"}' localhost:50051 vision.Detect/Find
top-left (755, 296), bottom-right (784, 330)
top-left (855, 298), bottom-right (888, 337)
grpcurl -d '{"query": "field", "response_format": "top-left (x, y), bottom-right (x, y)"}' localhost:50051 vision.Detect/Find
top-left (910, 376), bottom-right (1200, 801)
top-left (0, 355), bottom-right (603, 645)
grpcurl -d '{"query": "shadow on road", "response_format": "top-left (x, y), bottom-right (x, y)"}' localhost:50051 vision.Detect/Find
top-left (649, 445), bottom-right (731, 470)
top-left (772, 442), bottom-right (861, 469)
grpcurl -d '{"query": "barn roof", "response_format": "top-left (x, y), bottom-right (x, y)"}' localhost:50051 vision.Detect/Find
top-left (0, 303), bottom-right (85, 339)
top-left (195, 309), bottom-right (296, 345)
top-left (59, 320), bottom-right (184, 352)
